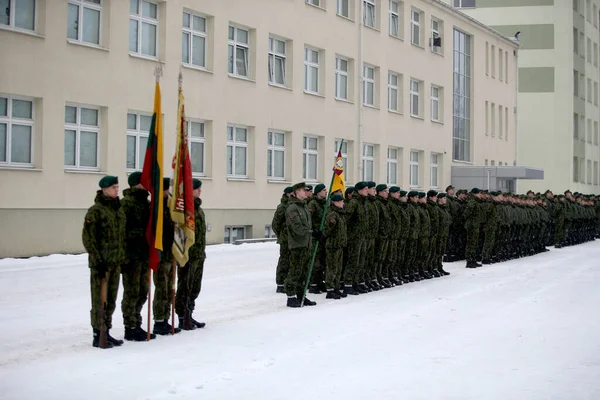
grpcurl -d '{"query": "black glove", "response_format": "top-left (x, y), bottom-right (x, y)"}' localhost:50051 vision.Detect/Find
top-left (311, 230), bottom-right (324, 240)
top-left (95, 263), bottom-right (107, 279)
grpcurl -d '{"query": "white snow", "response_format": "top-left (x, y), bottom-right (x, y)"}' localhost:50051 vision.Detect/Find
top-left (1, 242), bottom-right (600, 400)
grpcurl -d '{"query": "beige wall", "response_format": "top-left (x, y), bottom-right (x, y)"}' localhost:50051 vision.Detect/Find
top-left (0, 0), bottom-right (517, 257)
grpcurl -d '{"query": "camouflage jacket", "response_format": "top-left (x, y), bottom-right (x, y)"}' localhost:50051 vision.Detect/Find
top-left (483, 200), bottom-right (498, 232)
top-left (272, 196), bottom-right (289, 244)
top-left (438, 203), bottom-right (451, 238)
top-left (285, 196), bottom-right (313, 249)
top-left (121, 187), bottom-right (150, 262)
top-left (375, 196), bottom-right (392, 239)
top-left (426, 200), bottom-right (439, 239)
top-left (398, 201), bottom-right (411, 239)
top-left (407, 202), bottom-right (421, 240)
top-left (418, 203), bottom-right (431, 238)
top-left (308, 197), bottom-right (327, 230)
top-left (82, 190), bottom-right (126, 268)
top-left (189, 197), bottom-right (207, 259)
top-left (464, 196), bottom-right (482, 229)
top-left (388, 198), bottom-right (403, 240)
top-left (365, 196), bottom-right (379, 237)
top-left (346, 194), bottom-right (368, 239)
top-left (324, 206), bottom-right (347, 248)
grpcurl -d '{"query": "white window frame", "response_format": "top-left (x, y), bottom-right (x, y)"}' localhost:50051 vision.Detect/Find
top-left (389, 0), bottom-right (400, 38)
top-left (228, 25), bottom-right (250, 78)
top-left (126, 111), bottom-right (152, 172)
top-left (306, 0), bottom-right (321, 6)
top-left (129, 0), bottom-right (159, 58)
top-left (64, 104), bottom-right (100, 171)
top-left (409, 150), bottom-right (419, 187)
top-left (337, 0), bottom-right (350, 18)
top-left (388, 71), bottom-right (399, 112)
top-left (267, 130), bottom-right (286, 180)
top-left (362, 144), bottom-right (375, 181)
top-left (431, 18), bottom-right (441, 54)
top-left (410, 79), bottom-right (420, 117)
top-left (0, 95), bottom-right (34, 167)
top-left (363, 0), bottom-right (376, 28)
top-left (335, 56), bottom-right (349, 100)
top-left (491, 102), bottom-right (496, 137)
top-left (387, 147), bottom-right (398, 185)
top-left (67, 0), bottom-right (102, 46)
top-left (0, 0), bottom-right (36, 32)
top-left (499, 106), bottom-right (503, 138)
top-left (303, 135), bottom-right (319, 181)
top-left (363, 64), bottom-right (375, 106)
top-left (411, 9), bottom-right (421, 46)
top-left (182, 11), bottom-right (207, 69)
top-left (430, 153), bottom-right (439, 188)
top-left (430, 85), bottom-right (440, 122)
top-left (226, 125), bottom-right (248, 178)
top-left (304, 47), bottom-right (320, 94)
top-left (268, 36), bottom-right (286, 87)
top-left (334, 139), bottom-right (349, 175)
top-left (499, 48), bottom-right (503, 81)
top-left (188, 119), bottom-right (206, 176)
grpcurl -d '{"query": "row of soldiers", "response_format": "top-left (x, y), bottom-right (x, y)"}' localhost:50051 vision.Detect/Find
top-left (82, 173), bottom-right (207, 349)
top-left (272, 182), bottom-right (600, 307)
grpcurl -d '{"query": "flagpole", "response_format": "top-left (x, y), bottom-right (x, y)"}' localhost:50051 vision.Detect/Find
top-left (300, 139), bottom-right (344, 307)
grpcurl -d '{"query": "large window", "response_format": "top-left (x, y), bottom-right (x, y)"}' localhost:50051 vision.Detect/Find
top-left (431, 85), bottom-right (441, 122)
top-left (430, 153), bottom-right (439, 188)
top-left (228, 25), bottom-right (249, 77)
top-left (126, 112), bottom-right (151, 171)
top-left (0, 96), bottom-right (34, 166)
top-left (182, 11), bottom-right (207, 69)
top-left (335, 56), bottom-right (349, 100)
top-left (68, 0), bottom-right (102, 45)
top-left (388, 72), bottom-right (399, 111)
top-left (410, 79), bottom-right (420, 117)
top-left (409, 151), bottom-right (419, 187)
top-left (226, 125), bottom-right (248, 178)
top-left (188, 120), bottom-right (205, 175)
top-left (268, 37), bottom-right (286, 86)
top-left (411, 9), bottom-right (421, 46)
top-left (129, 0), bottom-right (158, 57)
top-left (387, 147), bottom-right (398, 185)
top-left (587, 159), bottom-right (592, 184)
top-left (363, 0), bottom-right (376, 28)
top-left (573, 156), bottom-right (579, 182)
top-left (389, 0), bottom-right (400, 37)
top-left (362, 144), bottom-right (374, 181)
top-left (363, 64), bottom-right (375, 106)
top-left (594, 161), bottom-right (599, 185)
top-left (304, 47), bottom-right (320, 93)
top-left (0, 0), bottom-right (36, 31)
top-left (431, 18), bottom-right (441, 54)
top-left (452, 29), bottom-right (471, 162)
top-left (64, 104), bottom-right (99, 170)
top-left (303, 135), bottom-right (319, 181)
top-left (337, 0), bottom-right (350, 18)
top-left (267, 130), bottom-right (285, 180)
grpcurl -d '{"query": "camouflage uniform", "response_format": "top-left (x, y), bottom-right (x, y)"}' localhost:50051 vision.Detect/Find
top-left (464, 194), bottom-right (483, 266)
top-left (272, 195), bottom-right (290, 286)
top-left (323, 205), bottom-right (347, 290)
top-left (284, 196), bottom-right (313, 298)
top-left (426, 198), bottom-right (439, 273)
top-left (307, 196), bottom-right (327, 289)
top-left (437, 199), bottom-right (451, 271)
top-left (364, 195), bottom-right (379, 283)
top-left (344, 194), bottom-right (368, 286)
top-left (405, 198), bottom-right (421, 279)
top-left (153, 196), bottom-right (175, 321)
top-left (398, 199), bottom-right (411, 279)
top-left (374, 195), bottom-right (391, 283)
top-left (417, 199), bottom-right (431, 276)
top-left (387, 196), bottom-right (402, 280)
top-left (481, 197), bottom-right (498, 263)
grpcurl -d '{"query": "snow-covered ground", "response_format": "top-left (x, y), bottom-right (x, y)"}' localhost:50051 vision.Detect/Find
top-left (1, 241), bottom-right (600, 400)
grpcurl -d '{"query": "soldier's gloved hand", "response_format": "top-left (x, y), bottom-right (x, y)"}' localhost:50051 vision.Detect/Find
top-left (311, 230), bottom-right (324, 240)
top-left (96, 263), bottom-right (107, 279)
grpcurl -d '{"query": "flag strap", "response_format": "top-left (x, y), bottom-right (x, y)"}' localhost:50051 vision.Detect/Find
top-left (300, 139), bottom-right (344, 307)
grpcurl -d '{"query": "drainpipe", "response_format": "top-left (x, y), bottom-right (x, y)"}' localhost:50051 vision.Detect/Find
top-left (358, 0), bottom-right (364, 182)
top-left (514, 44), bottom-right (519, 192)
top-left (487, 168), bottom-right (491, 190)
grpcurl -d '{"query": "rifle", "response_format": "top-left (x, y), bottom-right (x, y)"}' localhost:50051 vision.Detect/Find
top-left (98, 244), bottom-right (109, 349)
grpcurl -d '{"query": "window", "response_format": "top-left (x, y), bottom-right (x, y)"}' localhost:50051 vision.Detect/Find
top-left (182, 11), bottom-right (207, 69)
top-left (0, 0), bottom-right (35, 31)
top-left (64, 104), bottom-right (99, 170)
top-left (588, 119), bottom-right (592, 143)
top-left (363, 0), bottom-right (376, 28)
top-left (574, 0), bottom-right (579, 12)
top-left (0, 96), bottom-right (34, 166)
top-left (588, 78), bottom-right (593, 102)
top-left (228, 25), bottom-right (249, 77)
top-left (587, 0), bottom-right (591, 22)
top-left (587, 38), bottom-right (592, 63)
top-left (410, 79), bottom-right (420, 116)
top-left (574, 70), bottom-right (579, 97)
top-left (580, 73), bottom-right (585, 99)
top-left (306, 0), bottom-right (321, 6)
top-left (268, 37), bottom-right (286, 86)
top-left (491, 103), bottom-right (495, 137)
top-left (453, 29), bottom-right (471, 162)
top-left (580, 32), bottom-right (585, 58)
top-left (126, 112), bottom-right (151, 171)
top-left (491, 45), bottom-right (496, 78)
top-left (581, 158), bottom-right (586, 183)
top-left (387, 147), bottom-right (398, 185)
top-left (388, 72), bottom-right (399, 111)
top-left (267, 130), bottom-right (285, 180)
top-left (574, 113), bottom-right (579, 139)
top-left (264, 225), bottom-right (276, 239)
top-left (303, 136), bottom-right (319, 181)
top-left (363, 64), bottom-right (375, 106)
top-left (595, 121), bottom-right (598, 145)
top-left (335, 56), bottom-right (349, 100)
top-left (499, 106), bottom-right (503, 138)
top-left (594, 42), bottom-right (598, 66)
top-left (68, 0), bottom-right (102, 45)
top-left (431, 85), bottom-right (441, 122)
top-left (226, 125), bottom-right (248, 177)
top-left (505, 50), bottom-right (509, 83)
top-left (224, 226), bottom-right (245, 244)
top-left (594, 4), bottom-right (598, 28)
top-left (334, 139), bottom-right (349, 174)
top-left (129, 0), bottom-right (158, 57)
top-left (430, 153), bottom-right (439, 188)
top-left (580, 115), bottom-right (585, 140)
top-left (453, 0), bottom-right (475, 7)
top-left (362, 144), bottom-right (374, 181)
top-left (389, 0), bottom-right (400, 37)
top-left (337, 0), bottom-right (350, 18)
top-left (490, 160), bottom-right (495, 166)
top-left (485, 42), bottom-right (489, 75)
top-left (188, 120), bottom-right (205, 175)
top-left (595, 81), bottom-right (598, 105)
top-left (304, 47), bottom-right (320, 93)
top-left (411, 9), bottom-right (421, 46)
top-left (409, 151), bottom-right (419, 187)
top-left (499, 48), bottom-right (503, 81)
top-left (594, 161), bottom-right (598, 185)
top-left (485, 101), bottom-right (489, 135)
top-left (432, 18), bottom-right (441, 53)
top-left (574, 28), bottom-right (579, 55)
top-left (505, 106), bottom-right (508, 139)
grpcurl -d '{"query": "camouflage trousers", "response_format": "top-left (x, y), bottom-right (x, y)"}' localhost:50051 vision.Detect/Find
top-left (375, 238), bottom-right (390, 281)
top-left (387, 239), bottom-right (398, 278)
top-left (363, 238), bottom-right (376, 283)
top-left (275, 242), bottom-right (291, 285)
top-left (325, 247), bottom-right (343, 290)
top-left (345, 237), bottom-right (367, 284)
top-left (397, 238), bottom-right (408, 277)
top-left (285, 246), bottom-right (312, 297)
top-left (554, 216), bottom-right (565, 245)
top-left (311, 245), bottom-right (327, 285)
top-left (153, 258), bottom-right (174, 321)
top-left (90, 265), bottom-right (120, 330)
top-left (465, 225), bottom-right (480, 262)
top-left (404, 238), bottom-right (418, 275)
top-left (121, 259), bottom-right (149, 329)
top-left (175, 253), bottom-right (205, 317)
top-left (482, 227), bottom-right (497, 261)
top-left (417, 237), bottom-right (430, 273)
top-left (427, 235), bottom-right (439, 272)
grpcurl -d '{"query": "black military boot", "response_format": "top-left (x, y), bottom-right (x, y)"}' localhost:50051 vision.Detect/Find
top-left (317, 282), bottom-right (328, 292)
top-left (301, 296), bottom-right (317, 306)
top-left (466, 261), bottom-right (481, 268)
top-left (106, 330), bottom-right (123, 347)
top-left (344, 284), bottom-right (359, 296)
top-left (335, 288), bottom-right (348, 298)
top-left (381, 278), bottom-right (393, 288)
top-left (422, 271), bottom-right (433, 279)
top-left (482, 259), bottom-right (491, 265)
top-left (357, 283), bottom-right (369, 293)
top-left (92, 329), bottom-right (114, 349)
top-left (125, 327), bottom-right (150, 342)
top-left (190, 315), bottom-right (206, 329)
top-left (276, 285), bottom-right (285, 293)
top-left (286, 296), bottom-right (301, 308)
top-left (326, 290), bottom-right (341, 299)
top-left (439, 267), bottom-right (450, 276)
top-left (308, 284), bottom-right (321, 295)
top-left (405, 275), bottom-right (414, 283)
top-left (178, 317), bottom-right (196, 331)
top-left (431, 270), bottom-right (442, 278)
top-left (153, 320), bottom-right (181, 336)
top-left (134, 326), bottom-right (156, 340)
top-left (413, 273), bottom-right (421, 282)
top-left (370, 280), bottom-right (381, 291)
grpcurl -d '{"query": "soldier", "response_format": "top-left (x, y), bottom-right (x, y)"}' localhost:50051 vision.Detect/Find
top-left (387, 186), bottom-right (403, 285)
top-left (436, 192), bottom-right (451, 275)
top-left (341, 186), bottom-right (354, 288)
top-left (305, 185), bottom-right (314, 199)
top-left (175, 178), bottom-right (207, 330)
top-left (307, 183), bottom-right (328, 294)
top-left (364, 182), bottom-right (380, 291)
top-left (285, 182), bottom-right (319, 308)
top-left (554, 194), bottom-right (566, 247)
top-left (120, 172), bottom-right (155, 341)
top-left (82, 175), bottom-right (125, 349)
top-left (405, 191), bottom-right (421, 281)
top-left (375, 184), bottom-right (393, 287)
top-left (153, 177), bottom-right (181, 335)
top-left (344, 182), bottom-right (369, 295)
top-left (323, 193), bottom-right (347, 299)
top-left (397, 190), bottom-right (411, 282)
top-left (464, 188), bottom-right (483, 268)
top-left (425, 190), bottom-right (440, 277)
top-left (481, 191), bottom-right (499, 265)
top-left (417, 192), bottom-right (432, 279)
top-left (272, 187), bottom-right (294, 293)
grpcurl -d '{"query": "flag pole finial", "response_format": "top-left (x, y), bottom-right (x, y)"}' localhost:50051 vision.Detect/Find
top-left (154, 63), bottom-right (163, 83)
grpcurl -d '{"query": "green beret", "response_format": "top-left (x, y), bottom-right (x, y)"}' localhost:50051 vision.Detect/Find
top-left (292, 182), bottom-right (306, 191)
top-left (437, 192), bottom-right (447, 199)
top-left (376, 184), bottom-right (388, 193)
top-left (99, 175), bottom-right (118, 189)
top-left (345, 186), bottom-right (354, 195)
top-left (128, 172), bottom-right (142, 187)
top-left (445, 185), bottom-right (455, 191)
top-left (418, 192), bottom-right (426, 198)
top-left (305, 185), bottom-right (313, 191)
top-left (367, 181), bottom-right (376, 188)
top-left (564, 190), bottom-right (571, 195)
top-left (389, 186), bottom-right (400, 193)
top-left (163, 177), bottom-right (170, 190)
top-left (284, 186), bottom-right (294, 194)
top-left (526, 190), bottom-right (534, 195)
top-left (407, 191), bottom-right (418, 198)
top-left (354, 181), bottom-right (368, 191)
top-left (400, 190), bottom-right (408, 197)
top-left (471, 188), bottom-right (481, 194)
top-left (427, 190), bottom-right (438, 197)
top-left (330, 194), bottom-right (344, 202)
top-left (314, 183), bottom-right (326, 194)
top-left (491, 191), bottom-right (500, 196)
top-left (193, 179), bottom-right (202, 190)
top-left (544, 189), bottom-right (552, 194)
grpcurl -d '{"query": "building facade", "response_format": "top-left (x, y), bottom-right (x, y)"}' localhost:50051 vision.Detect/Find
top-left (0, 0), bottom-right (517, 257)
top-left (449, 0), bottom-right (600, 194)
